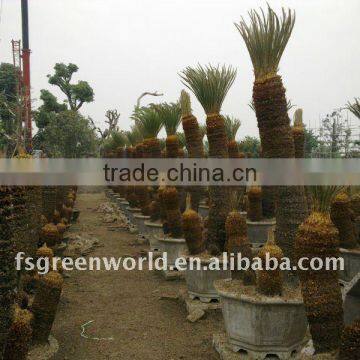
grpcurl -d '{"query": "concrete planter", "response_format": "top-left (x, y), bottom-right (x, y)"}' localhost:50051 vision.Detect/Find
top-left (247, 218), bottom-right (276, 247)
top-left (144, 221), bottom-right (164, 251)
top-left (133, 214), bottom-right (150, 236)
top-left (159, 237), bottom-right (188, 270)
top-left (126, 207), bottom-right (141, 223)
top-left (339, 248), bottom-right (360, 283)
top-left (198, 205), bottom-right (209, 218)
top-left (214, 279), bottom-right (307, 360)
top-left (185, 256), bottom-right (231, 302)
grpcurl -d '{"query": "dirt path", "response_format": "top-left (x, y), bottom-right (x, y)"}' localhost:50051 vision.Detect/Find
top-left (52, 192), bottom-right (224, 360)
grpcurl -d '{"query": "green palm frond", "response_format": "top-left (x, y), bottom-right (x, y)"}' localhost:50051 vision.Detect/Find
top-left (235, 5), bottom-right (296, 80)
top-left (125, 125), bottom-right (143, 147)
top-left (309, 186), bottom-right (344, 213)
top-left (154, 102), bottom-right (182, 136)
top-left (131, 106), bottom-right (163, 139)
top-left (176, 132), bottom-right (186, 148)
top-left (347, 98), bottom-right (360, 119)
top-left (180, 90), bottom-right (192, 117)
top-left (223, 115), bottom-right (241, 140)
top-left (180, 64), bottom-right (237, 115)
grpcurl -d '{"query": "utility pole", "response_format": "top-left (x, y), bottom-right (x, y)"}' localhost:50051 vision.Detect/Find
top-left (21, 0), bottom-right (32, 150)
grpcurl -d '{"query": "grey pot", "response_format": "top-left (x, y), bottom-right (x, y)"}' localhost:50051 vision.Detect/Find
top-left (247, 218), bottom-right (276, 247)
top-left (159, 237), bottom-right (188, 269)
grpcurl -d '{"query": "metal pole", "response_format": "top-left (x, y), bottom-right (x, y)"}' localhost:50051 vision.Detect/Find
top-left (21, 0), bottom-right (32, 150)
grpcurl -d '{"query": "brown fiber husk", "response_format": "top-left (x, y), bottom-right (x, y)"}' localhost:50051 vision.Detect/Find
top-left (292, 126), bottom-right (305, 158)
top-left (253, 75), bottom-right (307, 260)
top-left (330, 192), bottom-right (358, 249)
top-left (295, 212), bottom-right (343, 353)
top-left (182, 210), bottom-right (204, 255)
top-left (143, 138), bottom-right (161, 158)
top-left (31, 271), bottom-right (63, 344)
top-left (182, 114), bottom-right (205, 212)
top-left (225, 211), bottom-right (254, 283)
top-left (257, 239), bottom-right (283, 296)
top-left (166, 135), bottom-right (179, 158)
top-left (206, 114), bottom-right (231, 254)
top-left (247, 187), bottom-right (263, 221)
top-left (339, 319), bottom-right (360, 360)
top-left (163, 187), bottom-right (183, 238)
top-left (350, 192), bottom-right (360, 217)
top-left (3, 306), bottom-right (33, 360)
top-left (40, 223), bottom-right (60, 247)
top-left (41, 186), bottom-right (57, 222)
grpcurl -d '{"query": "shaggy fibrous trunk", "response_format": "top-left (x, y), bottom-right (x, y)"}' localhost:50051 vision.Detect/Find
top-left (295, 212), bottom-right (344, 353)
top-left (0, 187), bottom-right (16, 360)
top-left (182, 209), bottom-right (204, 254)
top-left (206, 114), bottom-right (231, 254)
top-left (247, 186), bottom-right (263, 221)
top-left (225, 211), bottom-right (255, 283)
top-left (182, 114), bottom-right (205, 212)
top-left (134, 143), bottom-right (150, 214)
top-left (292, 126), bottom-right (305, 158)
top-left (253, 75), bottom-right (307, 263)
top-left (330, 192), bottom-right (358, 249)
top-left (339, 319), bottom-right (360, 360)
top-left (32, 271), bottom-right (63, 344)
top-left (162, 187), bottom-right (183, 238)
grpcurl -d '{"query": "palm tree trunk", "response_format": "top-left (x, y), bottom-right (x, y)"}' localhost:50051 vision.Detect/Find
top-left (206, 114), bottom-right (231, 254)
top-left (182, 114), bottom-right (205, 212)
top-left (253, 75), bottom-right (307, 263)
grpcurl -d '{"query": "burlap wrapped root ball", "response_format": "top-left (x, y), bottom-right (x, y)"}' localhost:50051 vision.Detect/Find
top-left (295, 212), bottom-right (344, 353)
top-left (256, 233), bottom-right (283, 296)
top-left (3, 306), bottom-right (33, 360)
top-left (330, 192), bottom-right (358, 249)
top-left (225, 211), bottom-right (255, 283)
top-left (247, 186), bottom-right (263, 221)
top-left (339, 319), bottom-right (360, 360)
top-left (40, 223), bottom-right (61, 247)
top-left (61, 204), bottom-right (73, 223)
top-left (162, 187), bottom-right (183, 238)
top-left (31, 271), bottom-right (63, 344)
top-left (182, 209), bottom-right (204, 255)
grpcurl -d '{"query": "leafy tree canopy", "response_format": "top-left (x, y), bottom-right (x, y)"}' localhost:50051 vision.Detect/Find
top-left (47, 63), bottom-right (94, 111)
top-left (238, 136), bottom-right (261, 157)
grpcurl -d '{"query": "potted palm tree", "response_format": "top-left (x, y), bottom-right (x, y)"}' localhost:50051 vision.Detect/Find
top-left (180, 64), bottom-right (236, 255)
top-left (214, 230), bottom-right (307, 359)
top-left (295, 186), bottom-right (344, 355)
top-left (235, 5), bottom-right (307, 263)
top-left (347, 98), bottom-right (360, 119)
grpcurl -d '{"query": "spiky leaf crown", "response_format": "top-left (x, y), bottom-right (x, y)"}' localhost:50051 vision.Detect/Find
top-left (180, 64), bottom-right (236, 115)
top-left (235, 5), bottom-right (296, 81)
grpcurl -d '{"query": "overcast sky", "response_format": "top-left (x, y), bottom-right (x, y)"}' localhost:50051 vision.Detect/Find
top-left (0, 0), bottom-right (359, 139)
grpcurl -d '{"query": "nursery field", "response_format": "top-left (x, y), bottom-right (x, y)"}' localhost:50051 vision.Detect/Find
top-left (52, 191), bottom-right (223, 360)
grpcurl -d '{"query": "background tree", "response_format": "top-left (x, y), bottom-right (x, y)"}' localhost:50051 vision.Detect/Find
top-left (238, 136), bottom-right (260, 158)
top-left (34, 111), bottom-right (98, 158)
top-left (47, 63), bottom-right (94, 111)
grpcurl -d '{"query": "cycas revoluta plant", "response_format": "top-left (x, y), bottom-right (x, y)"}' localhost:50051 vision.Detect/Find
top-left (257, 230), bottom-right (283, 296)
top-left (162, 187), bottom-right (183, 238)
top-left (225, 207), bottom-right (255, 283)
top-left (180, 90), bottom-right (205, 211)
top-left (235, 5), bottom-right (307, 263)
top-left (155, 102), bottom-right (182, 158)
top-left (347, 98), bottom-right (360, 119)
top-left (224, 115), bottom-right (242, 158)
top-left (330, 191), bottom-right (358, 249)
top-left (295, 186), bottom-right (344, 354)
top-left (292, 108), bottom-right (305, 158)
top-left (132, 106), bottom-right (163, 158)
top-left (180, 64), bottom-right (236, 254)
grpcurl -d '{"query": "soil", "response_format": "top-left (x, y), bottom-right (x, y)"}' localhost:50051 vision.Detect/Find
top-left (52, 192), bottom-right (224, 360)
